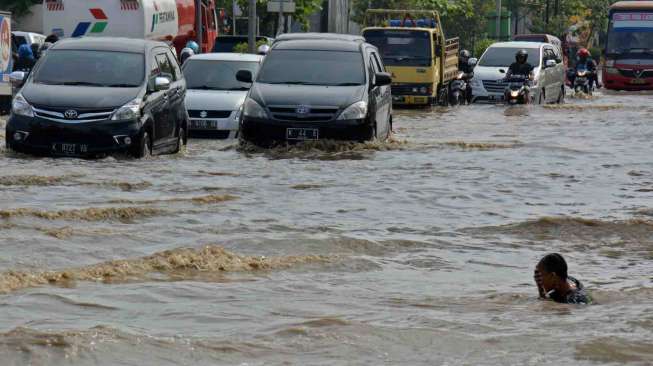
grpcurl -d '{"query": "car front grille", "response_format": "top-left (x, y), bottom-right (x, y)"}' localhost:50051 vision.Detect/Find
top-left (268, 105), bottom-right (339, 122)
top-left (391, 83), bottom-right (431, 96)
top-left (32, 105), bottom-right (115, 123)
top-left (188, 110), bottom-right (232, 119)
top-left (618, 69), bottom-right (653, 78)
top-left (482, 80), bottom-right (507, 94)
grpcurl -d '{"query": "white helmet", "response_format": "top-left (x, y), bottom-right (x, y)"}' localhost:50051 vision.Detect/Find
top-left (257, 44), bottom-right (270, 55)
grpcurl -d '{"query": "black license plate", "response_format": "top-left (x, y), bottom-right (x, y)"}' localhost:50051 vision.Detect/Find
top-left (286, 128), bottom-right (319, 140)
top-left (52, 142), bottom-right (88, 155)
top-left (190, 119), bottom-right (219, 130)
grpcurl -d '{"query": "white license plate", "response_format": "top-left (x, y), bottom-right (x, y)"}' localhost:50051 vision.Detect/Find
top-left (190, 119), bottom-right (219, 130)
top-left (52, 143), bottom-right (87, 155)
top-left (287, 128), bottom-right (319, 140)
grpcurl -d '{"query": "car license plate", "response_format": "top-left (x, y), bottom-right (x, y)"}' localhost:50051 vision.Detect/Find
top-left (287, 128), bottom-right (319, 140)
top-left (52, 143), bottom-right (87, 155)
top-left (190, 119), bottom-right (219, 130)
top-left (392, 95), bottom-right (406, 103)
top-left (631, 79), bottom-right (647, 85)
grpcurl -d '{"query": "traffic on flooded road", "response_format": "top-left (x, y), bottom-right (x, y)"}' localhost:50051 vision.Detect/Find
top-left (1, 2), bottom-right (653, 365)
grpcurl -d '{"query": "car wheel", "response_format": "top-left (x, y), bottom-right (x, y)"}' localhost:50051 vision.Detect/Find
top-left (173, 126), bottom-right (187, 154)
top-left (557, 85), bottom-right (565, 104)
top-left (132, 131), bottom-right (151, 158)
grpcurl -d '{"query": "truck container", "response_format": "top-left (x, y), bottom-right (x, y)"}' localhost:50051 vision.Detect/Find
top-left (42, 0), bottom-right (218, 54)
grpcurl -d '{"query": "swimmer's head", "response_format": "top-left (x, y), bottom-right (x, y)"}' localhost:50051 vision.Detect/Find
top-left (536, 253), bottom-right (568, 293)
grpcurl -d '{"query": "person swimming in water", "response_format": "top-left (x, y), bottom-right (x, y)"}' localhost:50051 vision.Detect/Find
top-left (534, 253), bottom-right (591, 304)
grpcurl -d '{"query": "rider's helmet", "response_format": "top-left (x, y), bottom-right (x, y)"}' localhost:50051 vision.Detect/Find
top-left (515, 49), bottom-right (528, 64)
top-left (459, 49), bottom-right (471, 63)
top-left (185, 40), bottom-right (200, 54)
top-left (179, 47), bottom-right (194, 64)
top-left (257, 44), bottom-right (270, 55)
top-left (577, 48), bottom-right (590, 60)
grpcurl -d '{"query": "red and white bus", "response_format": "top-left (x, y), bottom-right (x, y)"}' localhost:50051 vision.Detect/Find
top-left (604, 1), bottom-right (653, 90)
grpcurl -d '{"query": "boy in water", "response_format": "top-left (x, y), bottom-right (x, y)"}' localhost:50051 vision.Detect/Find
top-left (534, 253), bottom-right (591, 304)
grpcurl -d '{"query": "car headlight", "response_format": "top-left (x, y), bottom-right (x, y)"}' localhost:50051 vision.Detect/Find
top-left (234, 105), bottom-right (243, 121)
top-left (510, 90), bottom-right (519, 97)
top-left (12, 93), bottom-right (34, 117)
top-left (242, 98), bottom-right (267, 119)
top-left (337, 101), bottom-right (367, 120)
top-left (111, 98), bottom-right (141, 121)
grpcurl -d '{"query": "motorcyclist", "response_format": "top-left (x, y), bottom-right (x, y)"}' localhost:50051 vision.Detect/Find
top-left (30, 43), bottom-right (41, 60)
top-left (457, 49), bottom-right (474, 103)
top-left (185, 40), bottom-right (200, 54)
top-left (14, 44), bottom-right (36, 72)
top-left (179, 47), bottom-right (194, 65)
top-left (505, 49), bottom-right (535, 101)
top-left (568, 48), bottom-right (600, 89)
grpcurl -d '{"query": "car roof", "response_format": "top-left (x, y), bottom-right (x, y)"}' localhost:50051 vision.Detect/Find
top-left (51, 37), bottom-right (165, 53)
top-left (274, 33), bottom-right (366, 44)
top-left (489, 41), bottom-right (547, 49)
top-left (273, 39), bottom-right (363, 52)
top-left (611, 1), bottom-right (653, 10)
top-left (12, 31), bottom-right (44, 37)
top-left (189, 53), bottom-right (263, 62)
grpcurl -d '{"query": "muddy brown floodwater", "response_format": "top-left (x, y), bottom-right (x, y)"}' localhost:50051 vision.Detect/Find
top-left (0, 90), bottom-right (652, 365)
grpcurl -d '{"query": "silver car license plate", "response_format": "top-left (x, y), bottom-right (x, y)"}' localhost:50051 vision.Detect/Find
top-left (190, 119), bottom-right (219, 130)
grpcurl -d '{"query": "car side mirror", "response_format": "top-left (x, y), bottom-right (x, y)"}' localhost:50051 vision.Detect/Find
top-left (374, 72), bottom-right (392, 87)
top-left (545, 59), bottom-right (557, 68)
top-left (468, 58), bottom-right (478, 68)
top-left (9, 71), bottom-right (26, 85)
top-left (236, 70), bottom-right (253, 83)
top-left (154, 76), bottom-right (171, 91)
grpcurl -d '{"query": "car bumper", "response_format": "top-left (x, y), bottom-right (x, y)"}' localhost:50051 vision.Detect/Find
top-left (188, 114), bottom-right (238, 139)
top-left (6, 114), bottom-right (141, 157)
top-left (391, 95), bottom-right (433, 105)
top-left (603, 73), bottom-right (652, 90)
top-left (240, 116), bottom-right (370, 144)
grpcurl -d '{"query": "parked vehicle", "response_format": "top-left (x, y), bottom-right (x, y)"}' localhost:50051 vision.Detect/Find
top-left (272, 33), bottom-right (364, 44)
top-left (0, 11), bottom-right (12, 113)
top-left (42, 0), bottom-right (219, 54)
top-left (503, 75), bottom-right (530, 104)
top-left (11, 31), bottom-right (45, 48)
top-left (572, 63), bottom-right (593, 95)
top-left (603, 1), bottom-right (653, 90)
top-left (362, 9), bottom-right (459, 106)
top-left (182, 52), bottom-right (262, 138)
top-left (212, 35), bottom-right (274, 52)
top-left (513, 34), bottom-right (563, 56)
top-left (237, 38), bottom-right (392, 146)
top-left (470, 41), bottom-right (565, 104)
top-left (6, 37), bottom-right (188, 158)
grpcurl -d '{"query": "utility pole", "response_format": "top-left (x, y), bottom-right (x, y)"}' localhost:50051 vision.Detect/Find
top-left (495, 0), bottom-right (501, 40)
top-left (545, 0), bottom-right (550, 27)
top-left (232, 0), bottom-right (237, 35)
top-left (195, 0), bottom-right (203, 52)
top-left (277, 1), bottom-right (285, 35)
top-left (248, 0), bottom-right (256, 53)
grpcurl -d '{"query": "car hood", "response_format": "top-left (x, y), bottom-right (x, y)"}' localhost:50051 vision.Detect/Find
top-left (250, 83), bottom-right (366, 108)
top-left (473, 65), bottom-right (541, 81)
top-left (185, 89), bottom-right (247, 111)
top-left (22, 83), bottom-right (141, 109)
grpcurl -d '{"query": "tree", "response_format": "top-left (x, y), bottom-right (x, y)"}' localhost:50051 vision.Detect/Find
top-left (2, 0), bottom-right (40, 18)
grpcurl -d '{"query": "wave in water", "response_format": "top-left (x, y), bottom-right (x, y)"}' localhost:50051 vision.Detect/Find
top-left (0, 206), bottom-right (165, 222)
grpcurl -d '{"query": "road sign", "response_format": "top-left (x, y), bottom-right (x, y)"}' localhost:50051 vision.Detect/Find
top-left (267, 1), bottom-right (295, 13)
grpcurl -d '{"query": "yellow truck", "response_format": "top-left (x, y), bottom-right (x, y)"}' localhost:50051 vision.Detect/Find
top-left (362, 9), bottom-right (459, 106)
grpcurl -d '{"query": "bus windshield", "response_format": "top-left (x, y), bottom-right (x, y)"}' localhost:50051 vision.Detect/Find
top-left (363, 29), bottom-right (432, 67)
top-left (606, 12), bottom-right (653, 56)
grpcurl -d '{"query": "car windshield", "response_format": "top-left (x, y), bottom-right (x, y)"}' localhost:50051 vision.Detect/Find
top-left (32, 50), bottom-right (145, 87)
top-left (257, 50), bottom-right (365, 86)
top-left (479, 47), bottom-right (541, 67)
top-left (606, 12), bottom-right (653, 56)
top-left (364, 29), bottom-right (432, 67)
top-left (183, 60), bottom-right (259, 90)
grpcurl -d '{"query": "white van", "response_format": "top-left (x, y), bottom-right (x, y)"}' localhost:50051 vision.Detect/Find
top-left (470, 41), bottom-right (566, 104)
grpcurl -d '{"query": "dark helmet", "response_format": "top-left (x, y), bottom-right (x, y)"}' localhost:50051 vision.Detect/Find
top-left (515, 49), bottom-right (528, 63)
top-left (459, 49), bottom-right (471, 62)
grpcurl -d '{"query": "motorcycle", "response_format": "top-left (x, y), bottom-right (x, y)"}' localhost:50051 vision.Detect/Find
top-left (449, 71), bottom-right (468, 106)
top-left (572, 64), bottom-right (593, 95)
top-left (503, 75), bottom-right (530, 105)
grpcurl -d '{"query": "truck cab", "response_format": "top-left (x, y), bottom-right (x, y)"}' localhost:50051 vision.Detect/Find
top-left (362, 10), bottom-right (458, 106)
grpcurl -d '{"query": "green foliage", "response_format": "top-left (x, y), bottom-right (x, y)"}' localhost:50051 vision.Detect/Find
top-left (3, 0), bottom-right (40, 18)
top-left (232, 38), bottom-right (270, 53)
top-left (473, 38), bottom-right (495, 58)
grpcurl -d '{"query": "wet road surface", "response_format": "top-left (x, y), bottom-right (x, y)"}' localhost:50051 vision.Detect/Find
top-left (0, 90), bottom-right (652, 365)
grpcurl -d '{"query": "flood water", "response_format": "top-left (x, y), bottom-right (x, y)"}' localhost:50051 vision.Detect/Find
top-left (0, 91), bottom-right (652, 365)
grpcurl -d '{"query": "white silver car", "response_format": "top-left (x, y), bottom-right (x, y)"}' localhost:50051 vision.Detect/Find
top-left (182, 53), bottom-right (263, 138)
top-left (470, 41), bottom-right (565, 104)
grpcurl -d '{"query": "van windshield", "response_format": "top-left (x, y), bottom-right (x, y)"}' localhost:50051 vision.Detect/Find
top-left (364, 29), bottom-right (432, 67)
top-left (32, 50), bottom-right (145, 87)
top-left (257, 50), bottom-right (365, 86)
top-left (183, 60), bottom-right (259, 90)
top-left (479, 47), bottom-right (541, 67)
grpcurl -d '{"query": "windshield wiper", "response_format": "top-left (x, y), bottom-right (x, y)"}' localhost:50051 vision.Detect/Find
top-left (106, 83), bottom-right (139, 88)
top-left (61, 81), bottom-right (105, 87)
top-left (328, 82), bottom-right (362, 86)
top-left (190, 85), bottom-right (221, 90)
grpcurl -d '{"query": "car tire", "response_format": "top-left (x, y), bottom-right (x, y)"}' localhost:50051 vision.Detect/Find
top-left (173, 126), bottom-right (187, 154)
top-left (132, 131), bottom-right (151, 158)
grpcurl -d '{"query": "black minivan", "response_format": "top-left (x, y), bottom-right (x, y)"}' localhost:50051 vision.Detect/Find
top-left (237, 35), bottom-right (392, 145)
top-left (6, 37), bottom-right (188, 158)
